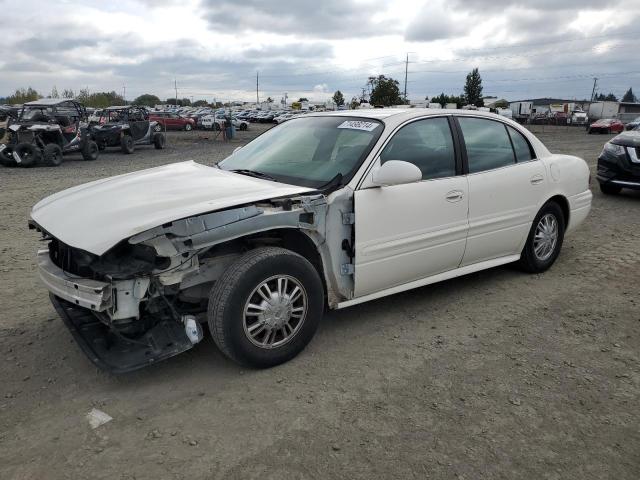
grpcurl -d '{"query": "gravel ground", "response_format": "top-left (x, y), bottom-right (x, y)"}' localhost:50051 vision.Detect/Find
top-left (0, 124), bottom-right (639, 480)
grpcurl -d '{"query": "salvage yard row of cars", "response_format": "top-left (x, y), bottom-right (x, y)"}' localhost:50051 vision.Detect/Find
top-left (0, 99), bottom-right (166, 167)
top-left (29, 108), bottom-right (598, 372)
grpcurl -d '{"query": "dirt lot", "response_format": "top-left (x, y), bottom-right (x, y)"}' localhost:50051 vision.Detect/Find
top-left (1, 124), bottom-right (639, 480)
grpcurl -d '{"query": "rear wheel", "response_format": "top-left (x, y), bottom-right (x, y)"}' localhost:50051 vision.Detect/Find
top-left (154, 123), bottom-right (162, 132)
top-left (599, 182), bottom-right (622, 195)
top-left (14, 143), bottom-right (40, 167)
top-left (239, 123), bottom-right (247, 131)
top-left (184, 123), bottom-right (193, 131)
top-left (517, 201), bottom-right (565, 273)
top-left (43, 143), bottom-right (63, 167)
top-left (153, 133), bottom-right (165, 149)
top-left (82, 140), bottom-right (99, 161)
top-left (120, 135), bottom-right (134, 154)
top-left (208, 247), bottom-right (324, 368)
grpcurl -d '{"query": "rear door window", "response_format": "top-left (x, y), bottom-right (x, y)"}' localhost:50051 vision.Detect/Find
top-left (458, 117), bottom-right (515, 173)
top-left (507, 126), bottom-right (535, 162)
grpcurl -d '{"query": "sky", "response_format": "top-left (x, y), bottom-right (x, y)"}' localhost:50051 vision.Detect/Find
top-left (0, 0), bottom-right (639, 104)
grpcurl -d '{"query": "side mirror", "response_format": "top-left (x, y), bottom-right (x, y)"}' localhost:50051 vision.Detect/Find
top-left (371, 160), bottom-right (422, 187)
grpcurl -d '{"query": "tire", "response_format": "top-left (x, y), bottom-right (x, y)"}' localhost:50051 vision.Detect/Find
top-left (154, 123), bottom-right (162, 132)
top-left (153, 133), bottom-right (165, 150)
top-left (239, 123), bottom-right (247, 131)
top-left (43, 143), bottom-right (63, 167)
top-left (517, 201), bottom-right (565, 273)
top-left (208, 247), bottom-right (324, 368)
top-left (184, 123), bottom-right (193, 131)
top-left (82, 140), bottom-right (99, 161)
top-left (599, 182), bottom-right (622, 195)
top-left (120, 135), bottom-right (134, 154)
top-left (14, 143), bottom-right (40, 167)
top-left (0, 147), bottom-right (16, 167)
top-left (587, 129), bottom-right (593, 134)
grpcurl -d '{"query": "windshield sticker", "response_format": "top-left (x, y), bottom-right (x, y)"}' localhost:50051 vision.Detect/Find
top-left (337, 120), bottom-right (379, 132)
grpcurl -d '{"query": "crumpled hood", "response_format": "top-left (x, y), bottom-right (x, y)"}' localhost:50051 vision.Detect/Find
top-left (31, 161), bottom-right (313, 255)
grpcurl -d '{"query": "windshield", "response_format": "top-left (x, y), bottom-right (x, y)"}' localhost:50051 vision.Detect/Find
top-left (218, 116), bottom-right (383, 188)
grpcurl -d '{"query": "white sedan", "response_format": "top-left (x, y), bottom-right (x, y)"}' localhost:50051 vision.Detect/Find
top-left (30, 109), bottom-right (591, 371)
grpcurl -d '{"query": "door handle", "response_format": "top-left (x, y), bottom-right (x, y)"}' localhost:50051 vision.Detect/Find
top-left (445, 190), bottom-right (463, 202)
top-left (530, 174), bottom-right (544, 185)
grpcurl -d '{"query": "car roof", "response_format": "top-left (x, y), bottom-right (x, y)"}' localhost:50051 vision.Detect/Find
top-left (307, 108), bottom-right (512, 124)
top-left (24, 98), bottom-right (79, 107)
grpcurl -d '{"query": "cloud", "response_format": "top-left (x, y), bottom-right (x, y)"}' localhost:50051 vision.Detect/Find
top-left (405, 3), bottom-right (470, 42)
top-left (200, 0), bottom-right (399, 39)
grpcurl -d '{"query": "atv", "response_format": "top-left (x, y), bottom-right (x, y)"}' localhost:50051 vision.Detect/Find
top-left (0, 99), bottom-right (98, 168)
top-left (90, 106), bottom-right (165, 153)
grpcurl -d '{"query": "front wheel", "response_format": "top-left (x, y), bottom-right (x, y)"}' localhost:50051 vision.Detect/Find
top-left (120, 135), bottom-right (134, 154)
top-left (184, 123), bottom-right (193, 131)
top-left (82, 140), bottom-right (99, 161)
top-left (153, 133), bottom-right (165, 149)
top-left (154, 123), bottom-right (162, 132)
top-left (43, 143), bottom-right (63, 167)
top-left (208, 247), bottom-right (324, 368)
top-left (517, 201), bottom-right (565, 273)
top-left (599, 182), bottom-right (622, 195)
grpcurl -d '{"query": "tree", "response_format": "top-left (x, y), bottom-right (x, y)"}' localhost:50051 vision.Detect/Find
top-left (50, 86), bottom-right (59, 99)
top-left (349, 96), bottom-right (360, 110)
top-left (298, 97), bottom-right (309, 102)
top-left (133, 94), bottom-right (161, 107)
top-left (3, 87), bottom-right (40, 104)
top-left (332, 90), bottom-right (345, 107)
top-left (76, 90), bottom-right (124, 108)
top-left (266, 97), bottom-right (274, 103)
top-left (62, 89), bottom-right (75, 99)
top-left (596, 92), bottom-right (618, 101)
top-left (464, 68), bottom-right (483, 107)
top-left (430, 92), bottom-right (465, 108)
top-left (368, 75), bottom-right (403, 106)
top-left (621, 87), bottom-right (637, 103)
top-left (192, 99), bottom-right (209, 107)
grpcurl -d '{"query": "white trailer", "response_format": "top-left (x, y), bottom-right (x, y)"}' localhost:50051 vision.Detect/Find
top-left (588, 101), bottom-right (619, 120)
top-left (445, 103), bottom-right (458, 110)
top-left (510, 101), bottom-right (533, 121)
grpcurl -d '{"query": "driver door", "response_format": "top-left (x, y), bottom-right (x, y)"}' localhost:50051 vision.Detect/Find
top-left (354, 116), bottom-right (469, 297)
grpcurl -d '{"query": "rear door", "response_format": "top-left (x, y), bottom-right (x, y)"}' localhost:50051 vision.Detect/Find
top-left (455, 116), bottom-right (546, 266)
top-left (354, 116), bottom-right (469, 296)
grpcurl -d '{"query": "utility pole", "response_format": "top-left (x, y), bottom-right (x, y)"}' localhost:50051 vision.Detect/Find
top-left (590, 77), bottom-right (598, 103)
top-left (256, 71), bottom-right (259, 107)
top-left (403, 53), bottom-right (409, 102)
top-left (174, 79), bottom-right (178, 106)
top-left (122, 85), bottom-right (126, 104)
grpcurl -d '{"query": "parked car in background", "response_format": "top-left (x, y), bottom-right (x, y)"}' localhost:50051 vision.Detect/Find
top-left (29, 109), bottom-right (591, 372)
top-left (625, 116), bottom-right (640, 130)
top-left (597, 130), bottom-right (640, 195)
top-left (148, 112), bottom-right (195, 131)
top-left (588, 118), bottom-right (624, 134)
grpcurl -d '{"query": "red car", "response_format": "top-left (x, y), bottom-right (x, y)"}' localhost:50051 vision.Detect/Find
top-left (588, 118), bottom-right (624, 134)
top-left (148, 112), bottom-right (195, 131)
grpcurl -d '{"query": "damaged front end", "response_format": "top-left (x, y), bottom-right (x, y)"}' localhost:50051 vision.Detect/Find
top-left (31, 191), bottom-right (351, 372)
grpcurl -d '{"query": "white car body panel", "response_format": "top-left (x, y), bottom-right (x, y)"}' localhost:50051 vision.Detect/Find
top-left (30, 161), bottom-right (312, 255)
top-left (354, 176), bottom-right (469, 296)
top-left (462, 160), bottom-right (546, 265)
